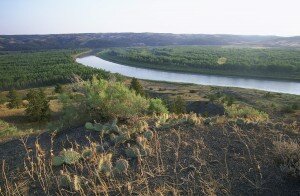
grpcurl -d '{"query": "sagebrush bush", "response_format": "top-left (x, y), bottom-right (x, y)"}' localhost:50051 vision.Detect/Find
top-left (58, 77), bottom-right (152, 128)
top-left (273, 140), bottom-right (300, 178)
top-left (148, 98), bottom-right (169, 115)
top-left (84, 77), bottom-right (149, 119)
top-left (225, 104), bottom-right (268, 121)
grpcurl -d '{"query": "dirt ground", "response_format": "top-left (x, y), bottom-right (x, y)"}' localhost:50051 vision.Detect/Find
top-left (0, 116), bottom-right (299, 195)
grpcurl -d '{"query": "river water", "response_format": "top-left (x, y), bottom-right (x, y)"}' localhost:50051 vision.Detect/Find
top-left (76, 56), bottom-right (300, 95)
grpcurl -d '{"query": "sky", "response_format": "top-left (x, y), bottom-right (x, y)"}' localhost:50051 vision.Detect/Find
top-left (0, 0), bottom-right (299, 36)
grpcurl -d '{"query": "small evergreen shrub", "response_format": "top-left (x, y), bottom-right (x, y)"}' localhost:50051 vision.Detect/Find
top-left (26, 89), bottom-right (50, 122)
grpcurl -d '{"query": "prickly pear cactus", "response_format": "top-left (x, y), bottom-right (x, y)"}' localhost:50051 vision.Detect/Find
top-left (136, 120), bottom-right (149, 132)
top-left (59, 172), bottom-right (72, 188)
top-left (125, 146), bottom-right (141, 158)
top-left (236, 118), bottom-right (245, 126)
top-left (140, 145), bottom-right (151, 157)
top-left (96, 145), bottom-right (105, 153)
top-left (85, 122), bottom-right (103, 132)
top-left (136, 136), bottom-right (147, 147)
top-left (111, 124), bottom-right (121, 134)
top-left (82, 148), bottom-right (93, 159)
top-left (85, 122), bottom-right (94, 130)
top-left (113, 133), bottom-right (130, 144)
top-left (59, 171), bottom-right (82, 191)
top-left (143, 130), bottom-right (154, 140)
top-left (73, 175), bottom-right (81, 191)
top-left (61, 149), bottom-right (81, 165)
top-left (110, 133), bottom-right (116, 141)
top-left (93, 123), bottom-right (103, 132)
top-left (98, 153), bottom-right (113, 176)
top-left (186, 114), bottom-right (202, 125)
top-left (114, 159), bottom-right (129, 174)
top-left (52, 156), bottom-right (65, 166)
top-left (155, 113), bottom-right (169, 127)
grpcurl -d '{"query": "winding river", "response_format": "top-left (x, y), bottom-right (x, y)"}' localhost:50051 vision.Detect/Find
top-left (76, 56), bottom-right (300, 95)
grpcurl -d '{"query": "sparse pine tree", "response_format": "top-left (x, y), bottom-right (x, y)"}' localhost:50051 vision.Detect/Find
top-left (26, 89), bottom-right (50, 122)
top-left (129, 78), bottom-right (145, 96)
top-left (7, 89), bottom-right (22, 108)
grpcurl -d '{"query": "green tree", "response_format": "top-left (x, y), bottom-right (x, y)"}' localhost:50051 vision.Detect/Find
top-left (129, 78), bottom-right (145, 96)
top-left (169, 96), bottom-right (186, 114)
top-left (7, 90), bottom-right (22, 108)
top-left (54, 84), bottom-right (63, 94)
top-left (26, 89), bottom-right (50, 122)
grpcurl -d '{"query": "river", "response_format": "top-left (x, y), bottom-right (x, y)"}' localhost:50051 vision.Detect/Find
top-left (76, 56), bottom-right (300, 95)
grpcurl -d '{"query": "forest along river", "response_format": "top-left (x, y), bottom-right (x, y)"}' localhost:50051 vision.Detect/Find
top-left (76, 56), bottom-right (300, 95)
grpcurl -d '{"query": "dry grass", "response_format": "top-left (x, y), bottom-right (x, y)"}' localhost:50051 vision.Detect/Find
top-left (1, 114), bottom-right (298, 195)
top-left (0, 90), bottom-right (63, 141)
top-left (273, 139), bottom-right (300, 178)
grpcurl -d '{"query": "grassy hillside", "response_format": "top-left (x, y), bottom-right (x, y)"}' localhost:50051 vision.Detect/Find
top-left (0, 50), bottom-right (108, 90)
top-left (0, 77), bottom-right (299, 195)
top-left (99, 46), bottom-right (300, 80)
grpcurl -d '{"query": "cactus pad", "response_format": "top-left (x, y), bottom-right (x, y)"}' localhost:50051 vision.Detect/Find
top-left (52, 156), bottom-right (65, 166)
top-left (98, 153), bottom-right (113, 176)
top-left (82, 148), bottom-right (93, 159)
top-left (143, 130), bottom-right (154, 140)
top-left (125, 146), bottom-right (141, 158)
top-left (85, 122), bottom-right (94, 130)
top-left (61, 149), bottom-right (81, 165)
top-left (114, 159), bottom-right (129, 174)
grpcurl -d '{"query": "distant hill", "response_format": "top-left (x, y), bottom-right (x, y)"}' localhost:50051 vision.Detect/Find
top-left (0, 33), bottom-right (299, 51)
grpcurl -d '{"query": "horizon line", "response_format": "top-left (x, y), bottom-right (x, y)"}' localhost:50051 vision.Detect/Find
top-left (1, 31), bottom-right (299, 37)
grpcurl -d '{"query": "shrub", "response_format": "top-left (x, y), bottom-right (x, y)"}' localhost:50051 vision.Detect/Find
top-left (7, 89), bottom-right (22, 108)
top-left (59, 77), bottom-right (149, 128)
top-left (273, 140), bottom-right (300, 178)
top-left (222, 95), bottom-right (235, 106)
top-left (264, 92), bottom-right (274, 98)
top-left (291, 103), bottom-right (298, 110)
top-left (0, 120), bottom-right (18, 138)
top-left (225, 104), bottom-right (268, 121)
top-left (148, 98), bottom-right (169, 115)
top-left (85, 77), bottom-right (149, 119)
top-left (207, 94), bottom-right (218, 102)
top-left (26, 89), bottom-right (50, 122)
top-left (281, 105), bottom-right (294, 113)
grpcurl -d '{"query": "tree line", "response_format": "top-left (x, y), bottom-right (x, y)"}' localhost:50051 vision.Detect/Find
top-left (101, 46), bottom-right (300, 80)
top-left (0, 50), bottom-right (109, 90)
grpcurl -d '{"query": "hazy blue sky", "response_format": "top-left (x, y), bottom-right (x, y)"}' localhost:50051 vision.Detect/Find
top-left (0, 0), bottom-right (299, 36)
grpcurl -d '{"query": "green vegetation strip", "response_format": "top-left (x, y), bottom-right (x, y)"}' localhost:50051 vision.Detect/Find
top-left (0, 50), bottom-right (108, 90)
top-left (99, 46), bottom-right (300, 81)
